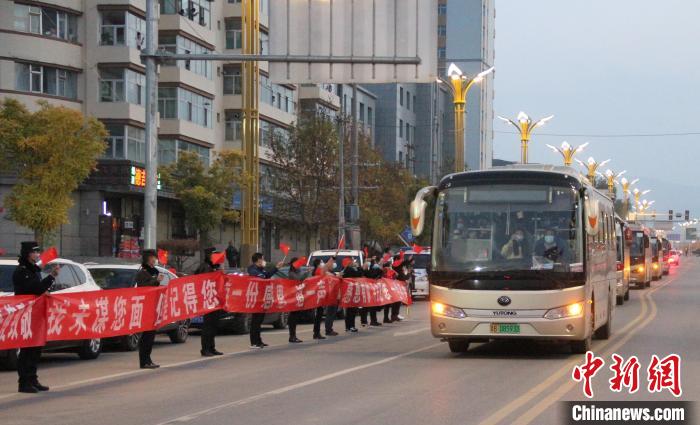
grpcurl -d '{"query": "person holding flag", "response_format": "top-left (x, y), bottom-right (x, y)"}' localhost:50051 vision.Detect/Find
top-left (135, 249), bottom-right (163, 369)
top-left (196, 247), bottom-right (224, 357)
top-left (13, 242), bottom-right (60, 393)
top-left (341, 257), bottom-right (363, 333)
top-left (310, 258), bottom-right (335, 339)
top-left (360, 260), bottom-right (383, 327)
top-left (286, 257), bottom-right (309, 343)
top-left (247, 253), bottom-right (284, 349)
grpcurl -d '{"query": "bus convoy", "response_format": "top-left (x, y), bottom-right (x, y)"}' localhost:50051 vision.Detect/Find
top-left (409, 164), bottom-right (678, 354)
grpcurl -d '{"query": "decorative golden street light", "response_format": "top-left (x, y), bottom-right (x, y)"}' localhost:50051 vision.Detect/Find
top-left (497, 111), bottom-right (554, 164)
top-left (575, 156), bottom-right (610, 183)
top-left (632, 188), bottom-right (651, 211)
top-left (439, 63), bottom-right (494, 172)
top-left (620, 177), bottom-right (639, 202)
top-left (601, 169), bottom-right (626, 198)
top-left (545, 141), bottom-right (589, 166)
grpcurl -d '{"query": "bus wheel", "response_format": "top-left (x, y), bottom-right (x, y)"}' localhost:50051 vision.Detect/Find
top-left (616, 295), bottom-right (624, 306)
top-left (448, 339), bottom-right (470, 353)
top-left (594, 300), bottom-right (612, 340)
top-left (624, 288), bottom-right (630, 301)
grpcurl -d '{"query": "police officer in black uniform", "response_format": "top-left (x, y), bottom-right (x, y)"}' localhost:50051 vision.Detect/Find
top-left (13, 241), bottom-right (60, 393)
top-left (135, 249), bottom-right (162, 369)
top-left (196, 247), bottom-right (223, 356)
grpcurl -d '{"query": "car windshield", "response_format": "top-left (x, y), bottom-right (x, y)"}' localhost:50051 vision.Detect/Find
top-left (0, 265), bottom-right (15, 292)
top-left (412, 254), bottom-right (430, 269)
top-left (629, 231), bottom-right (645, 256)
top-left (433, 184), bottom-right (583, 273)
top-left (308, 255), bottom-right (359, 272)
top-left (89, 268), bottom-right (137, 289)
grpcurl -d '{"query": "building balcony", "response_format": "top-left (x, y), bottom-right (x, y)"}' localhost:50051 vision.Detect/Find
top-left (91, 102), bottom-right (147, 124)
top-left (260, 102), bottom-right (296, 126)
top-left (159, 14), bottom-right (215, 48)
top-left (0, 31), bottom-right (82, 70)
top-left (159, 66), bottom-right (215, 96)
top-left (298, 85), bottom-right (340, 110)
top-left (159, 119), bottom-right (214, 145)
top-left (223, 93), bottom-right (243, 110)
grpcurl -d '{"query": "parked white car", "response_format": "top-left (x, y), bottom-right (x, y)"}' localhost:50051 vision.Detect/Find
top-left (0, 257), bottom-right (103, 370)
top-left (306, 249), bottom-right (365, 272)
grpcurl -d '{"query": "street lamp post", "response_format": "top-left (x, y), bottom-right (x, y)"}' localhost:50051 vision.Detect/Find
top-left (439, 63), bottom-right (494, 172)
top-left (498, 112), bottom-right (553, 164)
top-left (620, 177), bottom-right (639, 219)
top-left (545, 141), bottom-right (588, 166)
top-left (575, 156), bottom-right (610, 184)
top-left (602, 169), bottom-right (626, 199)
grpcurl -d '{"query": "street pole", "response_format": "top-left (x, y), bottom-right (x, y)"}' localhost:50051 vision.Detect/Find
top-left (453, 98), bottom-right (465, 173)
top-left (143, 0), bottom-right (158, 250)
top-left (351, 84), bottom-right (359, 208)
top-left (240, 0), bottom-right (260, 265)
top-left (337, 87), bottom-right (346, 246)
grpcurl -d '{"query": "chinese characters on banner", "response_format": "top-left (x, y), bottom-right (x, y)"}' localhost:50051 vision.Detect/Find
top-left (573, 351), bottom-right (682, 398)
top-left (0, 273), bottom-right (411, 350)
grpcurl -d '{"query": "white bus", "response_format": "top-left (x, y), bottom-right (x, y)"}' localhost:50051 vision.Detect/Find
top-left (410, 165), bottom-right (617, 354)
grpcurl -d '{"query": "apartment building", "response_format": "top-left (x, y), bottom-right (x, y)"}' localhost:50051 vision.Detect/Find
top-left (0, 0), bottom-right (321, 260)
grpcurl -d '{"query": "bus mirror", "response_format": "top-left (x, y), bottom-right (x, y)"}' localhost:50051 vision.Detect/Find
top-left (644, 238), bottom-right (650, 248)
top-left (410, 186), bottom-right (436, 237)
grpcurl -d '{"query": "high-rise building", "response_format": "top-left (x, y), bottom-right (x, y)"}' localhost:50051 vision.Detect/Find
top-left (0, 0), bottom-right (328, 260)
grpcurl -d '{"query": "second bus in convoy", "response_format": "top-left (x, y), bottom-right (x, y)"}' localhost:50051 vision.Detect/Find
top-left (410, 165), bottom-right (617, 354)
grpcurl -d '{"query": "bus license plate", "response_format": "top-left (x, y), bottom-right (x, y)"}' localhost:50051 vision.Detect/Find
top-left (490, 323), bottom-right (520, 334)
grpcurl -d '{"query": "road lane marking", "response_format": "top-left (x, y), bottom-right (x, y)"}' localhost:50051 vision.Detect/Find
top-left (476, 272), bottom-right (679, 425)
top-left (154, 342), bottom-right (444, 425)
top-left (394, 327), bottom-right (430, 337)
top-left (513, 277), bottom-right (671, 425)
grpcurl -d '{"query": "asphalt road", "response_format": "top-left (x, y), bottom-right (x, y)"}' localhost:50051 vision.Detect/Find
top-left (1, 258), bottom-right (697, 425)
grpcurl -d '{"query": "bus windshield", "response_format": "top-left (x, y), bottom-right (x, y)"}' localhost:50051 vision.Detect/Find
top-left (433, 184), bottom-right (583, 273)
top-left (630, 231), bottom-right (645, 257)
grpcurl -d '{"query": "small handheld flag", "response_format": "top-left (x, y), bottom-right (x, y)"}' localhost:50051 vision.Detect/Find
top-left (157, 249), bottom-right (169, 265)
top-left (40, 247), bottom-right (58, 265)
top-left (211, 251), bottom-right (226, 265)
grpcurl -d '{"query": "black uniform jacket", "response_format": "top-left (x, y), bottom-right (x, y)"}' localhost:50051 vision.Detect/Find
top-left (135, 265), bottom-right (160, 287)
top-left (13, 258), bottom-right (55, 296)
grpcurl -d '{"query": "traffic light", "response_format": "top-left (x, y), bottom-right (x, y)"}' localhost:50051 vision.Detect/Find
top-left (685, 210), bottom-right (690, 221)
top-left (669, 210), bottom-right (673, 221)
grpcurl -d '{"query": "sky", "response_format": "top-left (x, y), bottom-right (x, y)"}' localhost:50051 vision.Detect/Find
top-left (492, 0), bottom-right (700, 223)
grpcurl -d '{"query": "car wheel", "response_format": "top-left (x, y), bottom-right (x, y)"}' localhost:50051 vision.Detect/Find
top-left (273, 312), bottom-right (289, 329)
top-left (0, 349), bottom-right (20, 371)
top-left (120, 334), bottom-right (140, 351)
top-left (168, 322), bottom-right (189, 344)
top-left (78, 339), bottom-right (102, 360)
top-left (231, 314), bottom-right (252, 334)
top-left (448, 339), bottom-right (470, 353)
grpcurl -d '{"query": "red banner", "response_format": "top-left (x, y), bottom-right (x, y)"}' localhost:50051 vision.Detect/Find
top-left (0, 273), bottom-right (411, 350)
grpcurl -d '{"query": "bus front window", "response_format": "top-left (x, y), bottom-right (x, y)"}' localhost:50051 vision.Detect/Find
top-left (433, 184), bottom-right (583, 273)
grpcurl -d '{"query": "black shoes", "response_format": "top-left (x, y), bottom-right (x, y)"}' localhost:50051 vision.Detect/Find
top-left (211, 349), bottom-right (224, 356)
top-left (140, 362), bottom-right (160, 369)
top-left (201, 349), bottom-right (224, 357)
top-left (18, 384), bottom-right (38, 394)
top-left (313, 334), bottom-right (326, 340)
top-left (383, 318), bottom-right (393, 324)
top-left (369, 322), bottom-right (382, 327)
top-left (289, 337), bottom-right (303, 343)
top-left (325, 330), bottom-right (338, 336)
top-left (32, 381), bottom-right (49, 391)
top-left (345, 327), bottom-right (358, 333)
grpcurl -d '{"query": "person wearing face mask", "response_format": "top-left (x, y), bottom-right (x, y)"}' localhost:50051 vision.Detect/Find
top-left (534, 228), bottom-right (572, 263)
top-left (196, 247), bottom-right (223, 357)
top-left (360, 261), bottom-right (383, 327)
top-left (247, 252), bottom-right (284, 349)
top-left (310, 258), bottom-right (335, 339)
top-left (501, 228), bottom-right (531, 260)
top-left (341, 258), bottom-right (363, 333)
top-left (135, 249), bottom-right (164, 369)
top-left (13, 242), bottom-right (60, 393)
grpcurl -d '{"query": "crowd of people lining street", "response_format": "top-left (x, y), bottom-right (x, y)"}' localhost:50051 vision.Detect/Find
top-left (10, 240), bottom-right (415, 393)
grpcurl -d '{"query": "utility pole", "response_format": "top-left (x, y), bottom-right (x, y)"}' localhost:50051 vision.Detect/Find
top-left (337, 86), bottom-right (346, 246)
top-left (347, 84), bottom-right (361, 249)
top-left (143, 0), bottom-right (158, 250)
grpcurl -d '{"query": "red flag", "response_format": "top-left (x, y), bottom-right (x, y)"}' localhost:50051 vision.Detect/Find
top-left (40, 247), bottom-right (58, 265)
top-left (381, 253), bottom-right (392, 264)
top-left (399, 250), bottom-right (405, 262)
top-left (412, 244), bottom-right (424, 254)
top-left (279, 243), bottom-right (291, 256)
top-left (337, 234), bottom-right (345, 250)
top-left (211, 251), bottom-right (226, 265)
top-left (292, 256), bottom-right (307, 269)
top-left (168, 267), bottom-right (177, 275)
top-left (363, 247), bottom-right (369, 258)
top-left (341, 257), bottom-right (353, 268)
top-left (392, 259), bottom-right (402, 268)
top-left (157, 249), bottom-right (169, 265)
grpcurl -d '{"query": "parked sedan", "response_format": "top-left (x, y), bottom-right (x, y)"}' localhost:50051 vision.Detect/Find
top-left (85, 264), bottom-right (189, 351)
top-left (0, 258), bottom-right (103, 370)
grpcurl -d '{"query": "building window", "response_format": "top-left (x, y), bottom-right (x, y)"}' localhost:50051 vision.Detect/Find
top-left (14, 3), bottom-right (78, 42)
top-left (438, 47), bottom-right (446, 59)
top-left (99, 68), bottom-right (144, 105)
top-left (413, 95), bottom-right (417, 109)
top-left (157, 87), bottom-right (212, 127)
top-left (359, 102), bottom-right (365, 123)
top-left (175, 139), bottom-right (210, 165)
top-left (399, 119), bottom-right (403, 138)
top-left (367, 106), bottom-right (373, 126)
top-left (225, 19), bottom-right (242, 49)
top-left (103, 124), bottom-right (144, 163)
top-left (225, 110), bottom-right (243, 141)
top-left (438, 25), bottom-right (446, 37)
top-left (406, 123), bottom-right (410, 143)
top-left (399, 151), bottom-right (403, 163)
top-left (259, 120), bottom-right (290, 148)
top-left (406, 91), bottom-right (411, 110)
top-left (260, 31), bottom-right (269, 55)
top-left (158, 138), bottom-right (177, 165)
top-left (15, 62), bottom-right (77, 99)
top-left (159, 0), bottom-right (211, 29)
top-left (399, 87), bottom-right (404, 106)
top-left (159, 34), bottom-right (213, 79)
top-left (100, 11), bottom-right (145, 48)
top-left (260, 75), bottom-right (296, 113)
top-left (438, 4), bottom-right (447, 15)
top-left (223, 65), bottom-right (242, 94)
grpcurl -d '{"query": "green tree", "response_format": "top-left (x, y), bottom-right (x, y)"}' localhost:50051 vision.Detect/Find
top-left (0, 99), bottom-right (107, 244)
top-left (160, 150), bottom-right (249, 250)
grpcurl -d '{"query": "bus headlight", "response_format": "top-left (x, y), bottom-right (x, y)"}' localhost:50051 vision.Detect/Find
top-left (636, 265), bottom-right (645, 273)
top-left (544, 302), bottom-right (585, 320)
top-left (652, 263), bottom-right (659, 270)
top-left (431, 302), bottom-right (467, 319)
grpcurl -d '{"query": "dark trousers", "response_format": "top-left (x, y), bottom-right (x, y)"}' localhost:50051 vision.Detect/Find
top-left (312, 307), bottom-right (324, 336)
top-left (288, 311), bottom-right (303, 339)
top-left (17, 346), bottom-right (41, 385)
top-left (249, 313), bottom-right (265, 345)
top-left (324, 304), bottom-right (338, 333)
top-left (139, 330), bottom-right (156, 366)
top-left (384, 302), bottom-right (401, 320)
top-left (344, 307), bottom-right (357, 330)
top-left (201, 310), bottom-right (220, 352)
top-left (360, 307), bottom-right (379, 324)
